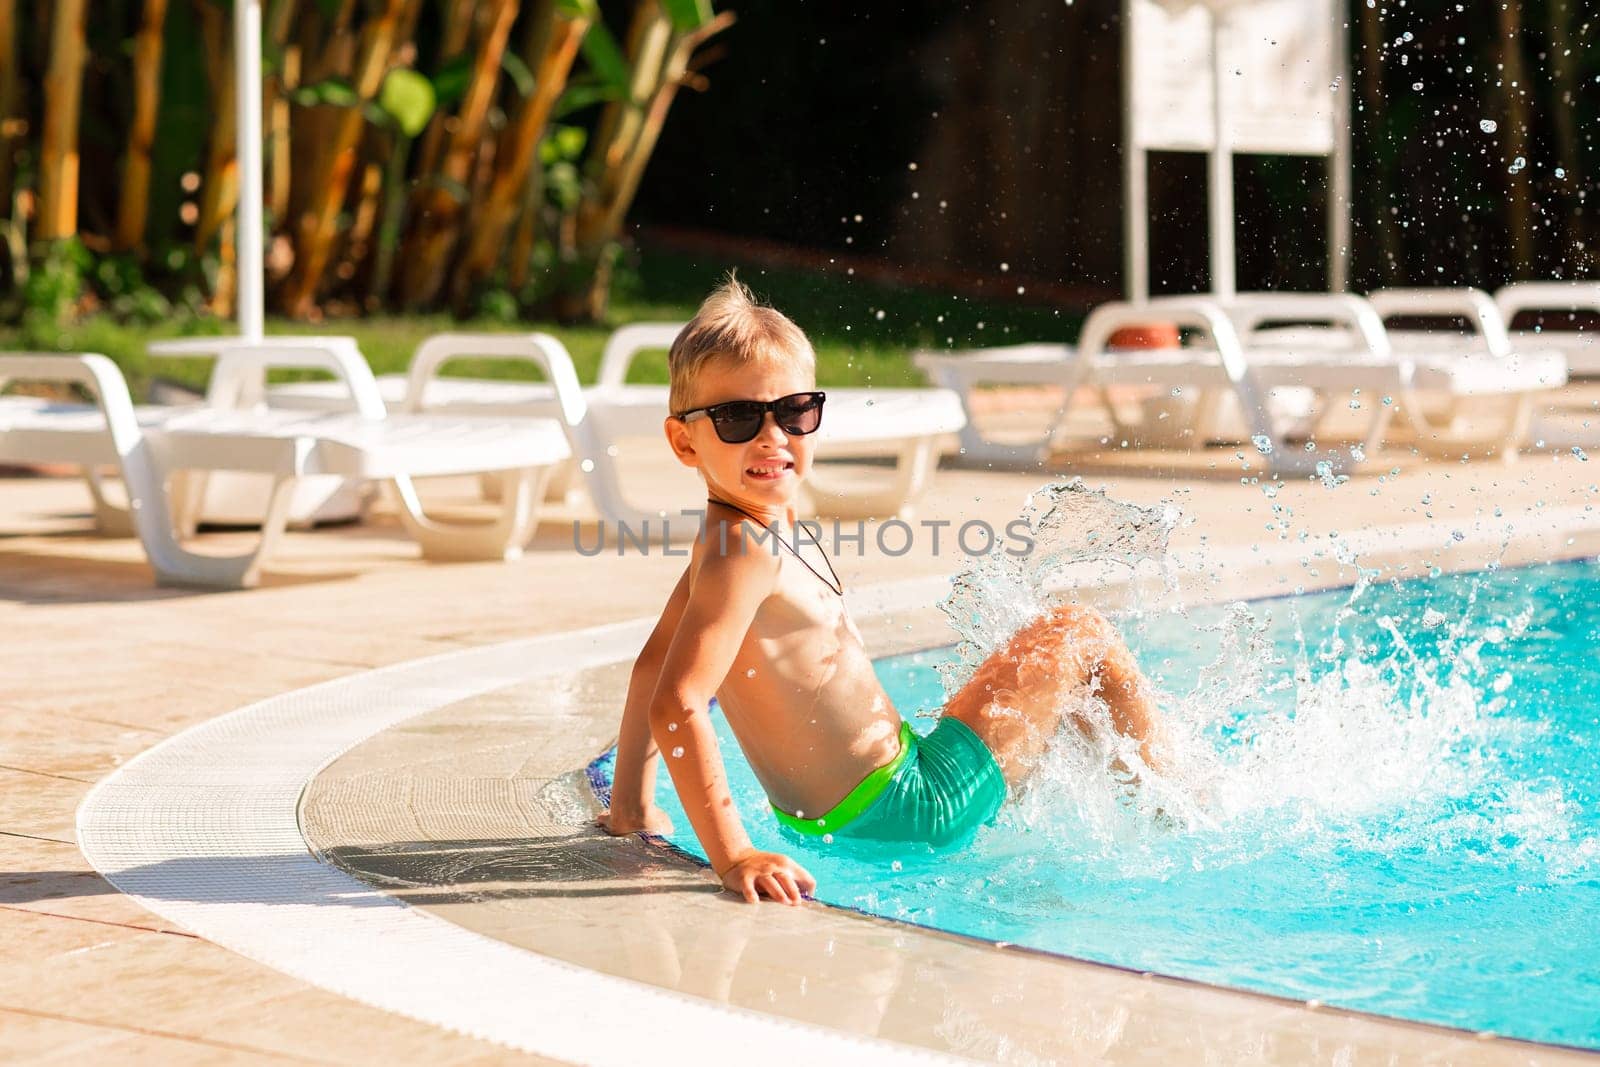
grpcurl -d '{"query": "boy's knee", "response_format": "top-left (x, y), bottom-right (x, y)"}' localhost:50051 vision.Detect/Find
top-left (1045, 604), bottom-right (1112, 641)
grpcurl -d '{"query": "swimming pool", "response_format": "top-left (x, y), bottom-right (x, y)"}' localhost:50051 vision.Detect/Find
top-left (595, 558), bottom-right (1600, 1049)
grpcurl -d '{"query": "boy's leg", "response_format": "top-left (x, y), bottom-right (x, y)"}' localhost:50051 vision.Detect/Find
top-left (945, 604), bottom-right (1170, 787)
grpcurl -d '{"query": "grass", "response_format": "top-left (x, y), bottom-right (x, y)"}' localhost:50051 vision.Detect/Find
top-left (1, 247), bottom-right (1082, 398)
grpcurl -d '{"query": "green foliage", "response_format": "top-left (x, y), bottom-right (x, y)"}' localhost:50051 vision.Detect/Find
top-left (578, 20), bottom-right (631, 94)
top-left (659, 0), bottom-right (714, 31)
top-left (430, 54), bottom-right (474, 109)
top-left (292, 77), bottom-right (361, 109)
top-left (2, 248), bottom-right (1072, 398)
top-left (377, 69), bottom-right (436, 137)
top-left (22, 239), bottom-right (91, 330)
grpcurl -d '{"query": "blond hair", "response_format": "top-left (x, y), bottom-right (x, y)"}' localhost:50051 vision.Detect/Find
top-left (668, 274), bottom-right (815, 415)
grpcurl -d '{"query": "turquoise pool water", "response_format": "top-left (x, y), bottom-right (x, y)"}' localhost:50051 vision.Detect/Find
top-left (604, 559), bottom-right (1600, 1048)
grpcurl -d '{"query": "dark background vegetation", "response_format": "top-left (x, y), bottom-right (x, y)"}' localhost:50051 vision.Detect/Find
top-left (636, 0), bottom-right (1598, 300)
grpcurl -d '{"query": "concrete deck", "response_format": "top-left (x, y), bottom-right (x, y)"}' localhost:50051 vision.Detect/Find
top-left (4, 393), bottom-right (1599, 1063)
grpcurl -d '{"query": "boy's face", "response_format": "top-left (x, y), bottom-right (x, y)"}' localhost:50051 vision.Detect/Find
top-left (665, 355), bottom-right (818, 513)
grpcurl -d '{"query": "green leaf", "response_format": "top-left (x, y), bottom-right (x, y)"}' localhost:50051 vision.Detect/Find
top-left (658, 0), bottom-right (713, 31)
top-left (431, 54), bottom-right (474, 109)
top-left (539, 124), bottom-right (588, 165)
top-left (378, 68), bottom-right (436, 137)
top-left (579, 20), bottom-right (630, 93)
top-left (554, 82), bottom-right (620, 119)
top-left (501, 52), bottom-right (535, 98)
top-left (555, 0), bottom-right (598, 18)
top-left (290, 77), bottom-right (360, 109)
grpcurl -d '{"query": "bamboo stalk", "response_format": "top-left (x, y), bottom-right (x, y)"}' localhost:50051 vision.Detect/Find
top-left (563, 10), bottom-right (732, 319)
top-left (265, 0), bottom-right (300, 223)
top-left (412, 0), bottom-right (478, 181)
top-left (114, 0), bottom-right (169, 252)
top-left (394, 0), bottom-right (519, 307)
top-left (281, 0), bottom-right (407, 317)
top-left (0, 0), bottom-right (20, 211)
top-left (452, 3), bottom-right (590, 304)
top-left (38, 0), bottom-right (89, 241)
top-left (194, 1), bottom-right (238, 257)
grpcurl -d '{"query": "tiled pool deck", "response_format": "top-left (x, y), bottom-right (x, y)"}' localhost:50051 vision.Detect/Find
top-left (5, 395), bottom-right (1600, 1063)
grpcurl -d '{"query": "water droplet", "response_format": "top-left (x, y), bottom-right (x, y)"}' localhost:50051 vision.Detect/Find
top-left (1573, 446), bottom-right (1589, 462)
top-left (670, 746), bottom-right (685, 758)
top-left (666, 722), bottom-right (678, 732)
top-left (1479, 119), bottom-right (1498, 133)
top-left (1492, 672), bottom-right (1513, 693)
top-left (875, 309), bottom-right (886, 321)
top-left (1508, 156), bottom-right (1527, 174)
top-left (821, 833), bottom-right (834, 844)
top-left (891, 860), bottom-right (903, 872)
top-left (580, 458), bottom-right (596, 473)
top-left (745, 668), bottom-right (757, 677)
top-left (1251, 434), bottom-right (1274, 455)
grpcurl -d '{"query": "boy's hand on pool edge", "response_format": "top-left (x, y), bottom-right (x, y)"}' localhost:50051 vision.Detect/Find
top-left (720, 851), bottom-right (817, 905)
top-left (597, 804), bottom-right (674, 837)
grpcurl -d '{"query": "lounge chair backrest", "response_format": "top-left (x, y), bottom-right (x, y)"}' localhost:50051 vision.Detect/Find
top-left (1368, 288), bottom-right (1511, 358)
top-left (209, 339), bottom-right (388, 419)
top-left (1219, 293), bottom-right (1392, 358)
top-left (596, 323), bottom-right (684, 391)
top-left (407, 333), bottom-right (589, 428)
top-left (1496, 281), bottom-right (1600, 325)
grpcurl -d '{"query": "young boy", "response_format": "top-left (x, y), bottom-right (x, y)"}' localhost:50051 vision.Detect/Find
top-left (599, 278), bottom-right (1171, 905)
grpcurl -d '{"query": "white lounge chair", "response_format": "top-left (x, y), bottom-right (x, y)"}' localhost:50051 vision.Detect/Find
top-left (918, 291), bottom-right (1566, 471)
top-left (270, 324), bottom-right (968, 523)
top-left (145, 334), bottom-right (373, 526)
top-left (0, 346), bottom-right (570, 588)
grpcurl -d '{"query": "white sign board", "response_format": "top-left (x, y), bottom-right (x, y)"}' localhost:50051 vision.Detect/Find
top-left (1129, 0), bottom-right (1337, 155)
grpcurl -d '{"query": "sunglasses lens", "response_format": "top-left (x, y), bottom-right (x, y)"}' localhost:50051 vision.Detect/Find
top-left (710, 403), bottom-right (765, 443)
top-left (775, 393), bottom-right (824, 435)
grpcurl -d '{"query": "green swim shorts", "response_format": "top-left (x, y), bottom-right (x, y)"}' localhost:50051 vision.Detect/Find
top-left (770, 718), bottom-right (1007, 847)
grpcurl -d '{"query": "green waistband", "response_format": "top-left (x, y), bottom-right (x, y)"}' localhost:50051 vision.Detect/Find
top-left (770, 722), bottom-right (914, 836)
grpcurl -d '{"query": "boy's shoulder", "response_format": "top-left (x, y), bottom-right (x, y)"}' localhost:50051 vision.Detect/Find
top-left (691, 515), bottom-right (783, 582)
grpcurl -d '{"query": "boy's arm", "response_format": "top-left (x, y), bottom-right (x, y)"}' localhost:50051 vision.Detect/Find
top-left (601, 568), bottom-right (691, 834)
top-left (649, 536), bottom-right (816, 905)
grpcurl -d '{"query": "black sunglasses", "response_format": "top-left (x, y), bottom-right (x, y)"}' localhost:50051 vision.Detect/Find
top-left (675, 391), bottom-right (826, 444)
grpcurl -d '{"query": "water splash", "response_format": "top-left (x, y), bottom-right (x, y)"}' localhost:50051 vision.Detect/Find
top-left (933, 481), bottom-right (1588, 880)
top-left (937, 478), bottom-right (1178, 694)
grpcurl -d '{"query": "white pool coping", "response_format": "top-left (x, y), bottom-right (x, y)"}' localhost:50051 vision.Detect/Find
top-left (75, 504), bottom-right (1598, 1061)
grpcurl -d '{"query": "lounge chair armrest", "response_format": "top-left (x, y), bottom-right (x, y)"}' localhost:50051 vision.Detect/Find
top-left (1496, 281), bottom-right (1600, 319)
top-left (1368, 287), bottom-right (1510, 355)
top-left (210, 340), bottom-right (387, 419)
top-left (0, 353), bottom-right (142, 448)
top-left (596, 322), bottom-right (685, 391)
